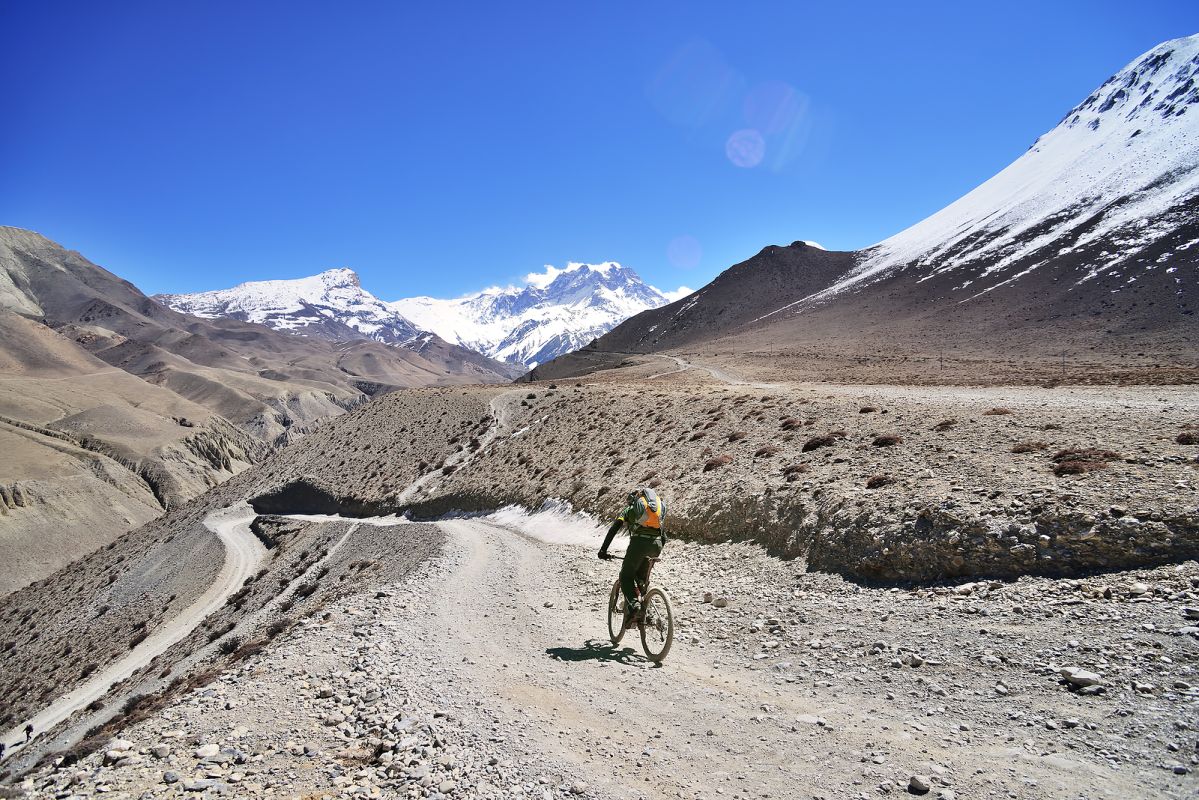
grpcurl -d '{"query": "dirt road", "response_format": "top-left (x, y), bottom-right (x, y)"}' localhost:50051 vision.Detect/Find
top-left (0, 505), bottom-right (266, 758)
top-left (401, 518), bottom-right (1192, 799)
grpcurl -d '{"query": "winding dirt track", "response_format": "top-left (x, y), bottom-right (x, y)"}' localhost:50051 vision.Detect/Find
top-left (419, 519), bottom-right (1151, 800)
top-left (0, 506), bottom-right (266, 757)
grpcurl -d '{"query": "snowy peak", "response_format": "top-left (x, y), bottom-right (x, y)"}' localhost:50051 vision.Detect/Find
top-left (390, 262), bottom-right (687, 367)
top-left (155, 268), bottom-right (424, 345)
top-left (807, 33), bottom-right (1199, 305)
top-left (157, 261), bottom-right (686, 369)
top-left (1057, 34), bottom-right (1199, 132)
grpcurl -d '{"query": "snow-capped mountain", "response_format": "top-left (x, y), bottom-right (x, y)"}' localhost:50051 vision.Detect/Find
top-left (157, 262), bottom-right (689, 368)
top-left (391, 262), bottom-right (689, 367)
top-left (529, 35), bottom-right (1199, 381)
top-left (803, 33), bottom-right (1199, 306)
top-left (156, 268), bottom-right (426, 345)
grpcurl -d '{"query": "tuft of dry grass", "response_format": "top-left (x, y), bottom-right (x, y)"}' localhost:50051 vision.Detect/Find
top-left (871, 434), bottom-right (903, 447)
top-left (1177, 432), bottom-right (1199, 445)
top-left (865, 474), bottom-right (895, 489)
top-left (728, 430), bottom-right (747, 442)
top-left (983, 407), bottom-right (1013, 416)
top-left (801, 435), bottom-right (836, 452)
top-left (1050, 447), bottom-right (1121, 477)
top-left (859, 406), bottom-right (879, 413)
top-left (1053, 460), bottom-right (1105, 476)
top-left (782, 463), bottom-right (808, 481)
top-left (703, 454), bottom-right (733, 472)
top-left (754, 444), bottom-right (780, 458)
top-left (1011, 440), bottom-right (1049, 453)
top-left (932, 419), bottom-right (957, 432)
top-left (780, 417), bottom-right (803, 431)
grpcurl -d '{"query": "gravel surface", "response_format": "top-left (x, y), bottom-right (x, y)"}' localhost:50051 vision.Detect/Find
top-left (19, 518), bottom-right (1197, 799)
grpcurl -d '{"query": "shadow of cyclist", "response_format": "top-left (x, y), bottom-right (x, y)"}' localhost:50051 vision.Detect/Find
top-left (546, 639), bottom-right (644, 666)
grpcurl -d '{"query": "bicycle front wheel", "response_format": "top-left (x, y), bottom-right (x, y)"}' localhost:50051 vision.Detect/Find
top-left (639, 587), bottom-right (674, 663)
top-left (607, 579), bottom-right (626, 645)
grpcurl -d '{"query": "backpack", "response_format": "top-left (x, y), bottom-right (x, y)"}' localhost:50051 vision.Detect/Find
top-left (632, 487), bottom-right (663, 529)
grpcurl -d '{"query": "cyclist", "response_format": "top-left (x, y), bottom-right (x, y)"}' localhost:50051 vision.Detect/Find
top-left (598, 487), bottom-right (666, 626)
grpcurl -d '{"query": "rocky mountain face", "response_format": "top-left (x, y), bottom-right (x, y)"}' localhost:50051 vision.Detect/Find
top-left (529, 35), bottom-right (1199, 383)
top-left (161, 262), bottom-right (686, 369)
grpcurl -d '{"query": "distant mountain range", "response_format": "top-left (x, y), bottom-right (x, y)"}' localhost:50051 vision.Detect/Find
top-left (158, 263), bottom-right (689, 368)
top-left (528, 33), bottom-right (1199, 382)
top-left (0, 227), bottom-right (516, 591)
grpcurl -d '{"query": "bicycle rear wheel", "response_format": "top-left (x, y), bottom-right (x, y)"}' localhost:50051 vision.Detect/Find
top-left (607, 579), bottom-right (626, 645)
top-left (639, 587), bottom-right (674, 663)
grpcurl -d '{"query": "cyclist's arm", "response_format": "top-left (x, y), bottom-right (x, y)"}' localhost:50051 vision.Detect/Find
top-left (598, 505), bottom-right (632, 557)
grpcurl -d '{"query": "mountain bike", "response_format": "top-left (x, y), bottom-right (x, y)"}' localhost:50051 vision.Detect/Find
top-left (605, 557), bottom-right (674, 663)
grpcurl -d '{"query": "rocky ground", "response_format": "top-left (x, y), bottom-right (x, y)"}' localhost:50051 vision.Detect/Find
top-left (3, 358), bottom-right (1198, 799)
top-left (15, 514), bottom-right (1197, 799)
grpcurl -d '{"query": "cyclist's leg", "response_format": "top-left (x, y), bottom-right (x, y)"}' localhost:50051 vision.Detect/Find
top-left (620, 538), bottom-right (652, 607)
top-left (635, 537), bottom-right (663, 595)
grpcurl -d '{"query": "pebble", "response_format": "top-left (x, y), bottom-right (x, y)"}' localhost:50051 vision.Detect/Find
top-left (909, 774), bottom-right (932, 794)
top-left (193, 744), bottom-right (220, 759)
top-left (1059, 667), bottom-right (1102, 688)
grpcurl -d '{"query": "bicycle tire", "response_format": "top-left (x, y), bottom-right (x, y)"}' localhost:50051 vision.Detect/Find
top-left (639, 587), bottom-right (674, 663)
top-left (607, 579), bottom-right (626, 645)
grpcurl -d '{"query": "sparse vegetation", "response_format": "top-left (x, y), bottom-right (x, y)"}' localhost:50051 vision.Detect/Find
top-left (754, 444), bottom-right (780, 458)
top-left (866, 474), bottom-right (895, 489)
top-left (802, 435), bottom-right (836, 452)
top-left (1012, 440), bottom-right (1049, 453)
top-left (871, 434), bottom-right (903, 447)
top-left (1051, 447), bottom-right (1121, 476)
top-left (1177, 432), bottom-right (1199, 445)
top-left (983, 407), bottom-right (1013, 416)
top-left (859, 406), bottom-right (879, 413)
top-left (703, 454), bottom-right (733, 472)
top-left (933, 418), bottom-right (957, 431)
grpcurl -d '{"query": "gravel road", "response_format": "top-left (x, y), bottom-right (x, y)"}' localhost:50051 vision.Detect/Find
top-left (0, 505), bottom-right (266, 759)
top-left (26, 514), bottom-right (1196, 799)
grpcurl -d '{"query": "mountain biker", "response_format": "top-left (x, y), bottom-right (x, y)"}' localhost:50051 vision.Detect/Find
top-left (598, 487), bottom-right (666, 625)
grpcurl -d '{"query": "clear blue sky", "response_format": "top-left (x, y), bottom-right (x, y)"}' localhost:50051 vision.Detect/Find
top-left (2, 1), bottom-right (1195, 298)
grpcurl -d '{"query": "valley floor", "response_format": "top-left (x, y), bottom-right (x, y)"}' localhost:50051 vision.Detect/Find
top-left (18, 514), bottom-right (1198, 800)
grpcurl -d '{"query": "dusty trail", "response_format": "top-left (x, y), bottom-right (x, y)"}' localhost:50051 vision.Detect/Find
top-left (0, 505), bottom-right (267, 757)
top-left (420, 519), bottom-right (1151, 799)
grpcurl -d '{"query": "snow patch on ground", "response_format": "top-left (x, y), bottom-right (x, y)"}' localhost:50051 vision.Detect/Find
top-left (474, 499), bottom-right (616, 551)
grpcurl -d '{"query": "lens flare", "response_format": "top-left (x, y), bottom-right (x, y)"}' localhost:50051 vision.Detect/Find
top-left (725, 128), bottom-right (765, 168)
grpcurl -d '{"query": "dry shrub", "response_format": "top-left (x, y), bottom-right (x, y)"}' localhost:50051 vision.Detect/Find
top-left (1177, 432), bottom-right (1199, 445)
top-left (859, 406), bottom-right (879, 413)
top-left (689, 431), bottom-right (707, 441)
top-left (1011, 440), bottom-right (1048, 453)
top-left (802, 435), bottom-right (835, 452)
top-left (933, 419), bottom-right (957, 432)
top-left (648, 477), bottom-right (662, 488)
top-left (983, 407), bottom-right (1013, 416)
top-left (1050, 447), bottom-right (1120, 477)
top-left (782, 463), bottom-right (808, 478)
top-left (703, 454), bottom-right (733, 472)
top-left (1041, 423), bottom-right (1063, 431)
top-left (780, 417), bottom-right (803, 430)
top-left (871, 434), bottom-right (903, 447)
top-left (754, 444), bottom-right (780, 458)
top-left (866, 474), bottom-right (895, 489)
top-left (1054, 460), bottom-right (1105, 476)
top-left (728, 431), bottom-right (747, 442)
